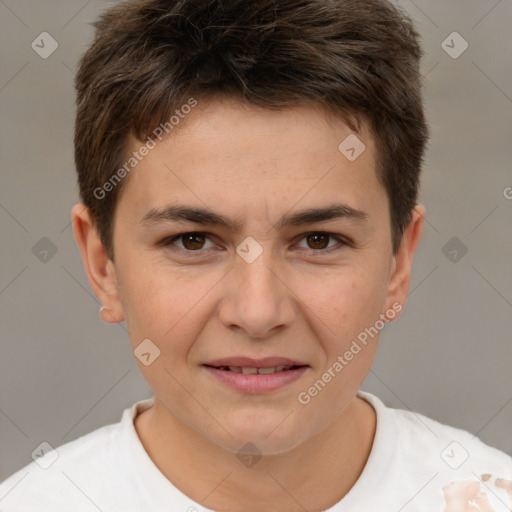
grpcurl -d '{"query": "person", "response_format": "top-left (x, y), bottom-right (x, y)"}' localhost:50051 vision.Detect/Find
top-left (1, 0), bottom-right (510, 510)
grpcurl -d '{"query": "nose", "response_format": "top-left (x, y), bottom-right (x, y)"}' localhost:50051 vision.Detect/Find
top-left (217, 252), bottom-right (296, 339)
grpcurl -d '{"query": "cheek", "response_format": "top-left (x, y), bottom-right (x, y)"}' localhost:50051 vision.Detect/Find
top-left (118, 260), bottom-right (220, 353)
top-left (304, 268), bottom-right (388, 342)
top-left (295, 276), bottom-right (383, 422)
top-left (117, 267), bottom-right (212, 401)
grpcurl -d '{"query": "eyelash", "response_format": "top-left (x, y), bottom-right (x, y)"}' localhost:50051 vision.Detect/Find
top-left (159, 231), bottom-right (352, 255)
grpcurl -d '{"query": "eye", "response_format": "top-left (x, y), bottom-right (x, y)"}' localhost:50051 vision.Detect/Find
top-left (295, 232), bottom-right (349, 252)
top-left (159, 231), bottom-right (350, 255)
top-left (162, 232), bottom-right (216, 251)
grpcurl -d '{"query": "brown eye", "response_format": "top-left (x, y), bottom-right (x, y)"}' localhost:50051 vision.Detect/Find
top-left (295, 232), bottom-right (349, 253)
top-left (306, 233), bottom-right (330, 250)
top-left (181, 233), bottom-right (207, 250)
top-left (161, 231), bottom-right (217, 254)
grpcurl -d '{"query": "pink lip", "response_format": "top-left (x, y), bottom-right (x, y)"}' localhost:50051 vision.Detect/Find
top-left (204, 356), bottom-right (307, 368)
top-left (202, 365), bottom-right (309, 394)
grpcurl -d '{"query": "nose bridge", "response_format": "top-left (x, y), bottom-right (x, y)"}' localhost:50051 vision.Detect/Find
top-left (218, 244), bottom-right (295, 337)
top-left (239, 252), bottom-right (280, 300)
top-left (235, 233), bottom-right (279, 291)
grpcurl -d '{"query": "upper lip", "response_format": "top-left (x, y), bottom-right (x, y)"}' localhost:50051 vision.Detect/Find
top-left (203, 357), bottom-right (309, 368)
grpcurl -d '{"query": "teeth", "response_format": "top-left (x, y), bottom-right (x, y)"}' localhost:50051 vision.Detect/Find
top-left (223, 365), bottom-right (295, 374)
top-left (257, 367), bottom-right (277, 374)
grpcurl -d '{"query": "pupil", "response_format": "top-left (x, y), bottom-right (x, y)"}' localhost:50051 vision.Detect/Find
top-left (308, 233), bottom-right (328, 249)
top-left (184, 233), bottom-right (204, 250)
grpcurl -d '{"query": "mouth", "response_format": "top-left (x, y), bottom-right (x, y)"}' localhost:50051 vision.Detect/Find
top-left (202, 357), bottom-right (309, 394)
top-left (204, 364), bottom-right (305, 374)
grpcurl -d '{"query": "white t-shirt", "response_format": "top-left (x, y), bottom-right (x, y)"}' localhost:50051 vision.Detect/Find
top-left (1, 391), bottom-right (511, 511)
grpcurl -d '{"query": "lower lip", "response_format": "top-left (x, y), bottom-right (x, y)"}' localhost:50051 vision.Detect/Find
top-left (203, 366), bottom-right (309, 394)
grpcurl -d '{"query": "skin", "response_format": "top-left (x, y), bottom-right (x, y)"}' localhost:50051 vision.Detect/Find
top-left (72, 97), bottom-right (425, 511)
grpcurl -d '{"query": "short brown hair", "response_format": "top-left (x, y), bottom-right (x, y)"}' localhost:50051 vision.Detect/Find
top-left (74, 0), bottom-right (429, 259)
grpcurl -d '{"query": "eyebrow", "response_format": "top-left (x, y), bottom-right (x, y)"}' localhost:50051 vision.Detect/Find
top-left (140, 203), bottom-right (368, 232)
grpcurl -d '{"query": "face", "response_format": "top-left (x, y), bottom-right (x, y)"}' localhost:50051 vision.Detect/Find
top-left (77, 97), bottom-right (422, 455)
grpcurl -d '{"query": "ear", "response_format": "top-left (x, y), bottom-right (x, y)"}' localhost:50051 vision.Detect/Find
top-left (382, 204), bottom-right (425, 321)
top-left (71, 203), bottom-right (124, 323)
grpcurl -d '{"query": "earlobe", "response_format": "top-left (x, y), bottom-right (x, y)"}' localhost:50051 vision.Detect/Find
top-left (382, 204), bottom-right (425, 320)
top-left (99, 304), bottom-right (122, 324)
top-left (71, 203), bottom-right (124, 323)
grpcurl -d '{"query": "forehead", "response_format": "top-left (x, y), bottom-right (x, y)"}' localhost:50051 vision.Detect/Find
top-left (118, 97), bottom-right (386, 224)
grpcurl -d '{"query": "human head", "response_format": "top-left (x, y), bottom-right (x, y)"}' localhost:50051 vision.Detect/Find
top-left (74, 0), bottom-right (429, 261)
top-left (71, 0), bottom-right (427, 457)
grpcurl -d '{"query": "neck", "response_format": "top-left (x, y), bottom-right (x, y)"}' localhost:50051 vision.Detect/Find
top-left (134, 395), bottom-right (376, 511)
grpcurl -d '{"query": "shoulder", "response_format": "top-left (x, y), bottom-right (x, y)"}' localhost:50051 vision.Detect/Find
top-left (356, 391), bottom-right (512, 511)
top-left (360, 390), bottom-right (512, 471)
top-left (393, 400), bottom-right (511, 475)
top-left (0, 400), bottom-right (149, 512)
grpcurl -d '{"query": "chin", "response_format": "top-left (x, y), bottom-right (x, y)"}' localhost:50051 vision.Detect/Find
top-left (209, 417), bottom-right (312, 456)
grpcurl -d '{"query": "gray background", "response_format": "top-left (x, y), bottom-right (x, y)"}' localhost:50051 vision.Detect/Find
top-left (1, 0), bottom-right (511, 481)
